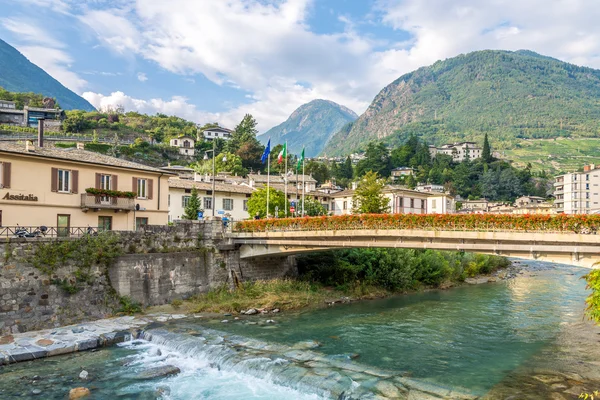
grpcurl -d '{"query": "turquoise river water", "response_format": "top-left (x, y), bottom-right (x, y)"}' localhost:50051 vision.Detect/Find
top-left (0, 261), bottom-right (595, 399)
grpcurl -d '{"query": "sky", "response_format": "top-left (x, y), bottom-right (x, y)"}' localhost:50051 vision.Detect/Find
top-left (1, 0), bottom-right (599, 133)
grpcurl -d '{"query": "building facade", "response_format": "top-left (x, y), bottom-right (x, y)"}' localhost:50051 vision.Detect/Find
top-left (168, 178), bottom-right (254, 221)
top-left (169, 136), bottom-right (196, 156)
top-left (0, 142), bottom-right (171, 231)
top-left (429, 142), bottom-right (482, 162)
top-left (554, 164), bottom-right (600, 214)
top-left (200, 127), bottom-right (233, 141)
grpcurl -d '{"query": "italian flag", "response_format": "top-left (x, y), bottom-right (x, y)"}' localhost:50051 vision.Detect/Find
top-left (277, 142), bottom-right (287, 164)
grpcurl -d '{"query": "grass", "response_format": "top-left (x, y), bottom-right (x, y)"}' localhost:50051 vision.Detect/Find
top-left (158, 279), bottom-right (389, 314)
top-left (502, 138), bottom-right (600, 173)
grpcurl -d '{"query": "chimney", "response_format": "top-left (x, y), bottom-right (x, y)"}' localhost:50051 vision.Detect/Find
top-left (584, 165), bottom-right (591, 172)
top-left (25, 140), bottom-right (34, 152)
top-left (76, 142), bottom-right (85, 150)
top-left (37, 118), bottom-right (45, 147)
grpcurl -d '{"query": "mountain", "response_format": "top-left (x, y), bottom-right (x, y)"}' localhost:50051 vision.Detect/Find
top-left (0, 38), bottom-right (95, 111)
top-left (259, 99), bottom-right (357, 157)
top-left (323, 50), bottom-right (600, 156)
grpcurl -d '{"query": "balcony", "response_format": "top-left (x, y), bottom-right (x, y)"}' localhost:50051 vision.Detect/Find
top-left (81, 193), bottom-right (135, 212)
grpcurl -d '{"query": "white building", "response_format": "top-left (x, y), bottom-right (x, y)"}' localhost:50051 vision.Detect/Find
top-left (169, 136), bottom-right (195, 156)
top-left (429, 142), bottom-right (482, 162)
top-left (168, 178), bottom-right (254, 222)
top-left (330, 186), bottom-right (455, 216)
top-left (201, 127), bottom-right (233, 141)
top-left (415, 183), bottom-right (445, 193)
top-left (554, 164), bottom-right (600, 214)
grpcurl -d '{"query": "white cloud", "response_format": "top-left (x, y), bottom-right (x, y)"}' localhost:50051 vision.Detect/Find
top-left (137, 72), bottom-right (148, 82)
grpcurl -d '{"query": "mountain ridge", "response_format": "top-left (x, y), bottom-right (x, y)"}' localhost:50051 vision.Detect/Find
top-left (323, 49), bottom-right (600, 156)
top-left (0, 38), bottom-right (95, 111)
top-left (259, 99), bottom-right (357, 157)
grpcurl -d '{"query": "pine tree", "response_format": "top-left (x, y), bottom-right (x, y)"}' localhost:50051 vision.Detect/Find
top-left (482, 133), bottom-right (492, 163)
top-left (183, 187), bottom-right (202, 220)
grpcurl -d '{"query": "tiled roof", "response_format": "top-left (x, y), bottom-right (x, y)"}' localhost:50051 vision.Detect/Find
top-left (331, 189), bottom-right (355, 198)
top-left (0, 142), bottom-right (173, 174)
top-left (168, 178), bottom-right (255, 194)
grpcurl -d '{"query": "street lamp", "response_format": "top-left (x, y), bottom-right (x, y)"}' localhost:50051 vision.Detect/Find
top-left (204, 140), bottom-right (227, 217)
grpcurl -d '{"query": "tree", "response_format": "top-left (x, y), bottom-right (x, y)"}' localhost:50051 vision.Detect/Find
top-left (352, 171), bottom-right (390, 214)
top-left (247, 187), bottom-right (286, 219)
top-left (355, 142), bottom-right (392, 177)
top-left (189, 152), bottom-right (246, 176)
top-left (305, 160), bottom-right (331, 184)
top-left (226, 114), bottom-right (265, 172)
top-left (482, 133), bottom-right (492, 163)
top-left (183, 187), bottom-right (202, 220)
top-left (340, 156), bottom-right (354, 179)
top-left (302, 197), bottom-right (327, 216)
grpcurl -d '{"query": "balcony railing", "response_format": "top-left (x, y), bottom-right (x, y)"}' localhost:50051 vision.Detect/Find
top-left (80, 193), bottom-right (135, 211)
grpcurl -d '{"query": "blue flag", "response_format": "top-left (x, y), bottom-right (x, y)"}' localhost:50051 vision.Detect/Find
top-left (261, 138), bottom-right (271, 164)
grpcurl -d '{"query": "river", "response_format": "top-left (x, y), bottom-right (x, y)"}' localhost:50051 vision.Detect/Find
top-left (0, 260), bottom-right (598, 399)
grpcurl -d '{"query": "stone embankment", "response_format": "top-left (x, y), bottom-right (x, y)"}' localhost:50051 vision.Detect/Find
top-left (0, 221), bottom-right (297, 335)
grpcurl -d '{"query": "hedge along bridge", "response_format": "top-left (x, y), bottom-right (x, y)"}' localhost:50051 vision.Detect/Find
top-left (228, 214), bottom-right (600, 268)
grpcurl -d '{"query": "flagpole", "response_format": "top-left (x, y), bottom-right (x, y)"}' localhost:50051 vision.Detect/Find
top-left (296, 161), bottom-right (299, 217)
top-left (284, 141), bottom-right (288, 218)
top-left (266, 154), bottom-right (270, 218)
top-left (302, 156), bottom-right (305, 216)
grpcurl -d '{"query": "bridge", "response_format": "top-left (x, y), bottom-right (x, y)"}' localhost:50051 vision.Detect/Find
top-left (227, 214), bottom-right (600, 268)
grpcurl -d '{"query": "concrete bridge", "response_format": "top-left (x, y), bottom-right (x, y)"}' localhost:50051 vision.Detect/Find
top-left (228, 227), bottom-right (600, 269)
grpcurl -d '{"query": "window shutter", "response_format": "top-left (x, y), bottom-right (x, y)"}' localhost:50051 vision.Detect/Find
top-left (132, 177), bottom-right (137, 195)
top-left (71, 170), bottom-right (79, 193)
top-left (51, 168), bottom-right (58, 192)
top-left (2, 162), bottom-right (10, 188)
top-left (95, 173), bottom-right (101, 189)
top-left (148, 179), bottom-right (154, 200)
top-left (112, 175), bottom-right (118, 190)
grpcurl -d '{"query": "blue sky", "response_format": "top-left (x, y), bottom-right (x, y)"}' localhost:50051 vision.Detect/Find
top-left (1, 0), bottom-right (599, 132)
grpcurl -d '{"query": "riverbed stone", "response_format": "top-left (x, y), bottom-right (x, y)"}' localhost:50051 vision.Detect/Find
top-left (245, 308), bottom-right (258, 315)
top-left (69, 387), bottom-right (90, 399)
top-left (35, 339), bottom-right (54, 347)
top-left (137, 365), bottom-right (181, 379)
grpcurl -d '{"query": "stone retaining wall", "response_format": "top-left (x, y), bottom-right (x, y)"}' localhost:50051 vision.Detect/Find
top-left (0, 221), bottom-right (297, 334)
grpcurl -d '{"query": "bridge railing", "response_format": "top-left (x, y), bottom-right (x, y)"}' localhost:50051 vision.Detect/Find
top-left (233, 214), bottom-right (600, 234)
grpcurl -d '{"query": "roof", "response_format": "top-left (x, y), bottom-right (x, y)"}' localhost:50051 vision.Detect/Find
top-left (202, 127), bottom-right (233, 133)
top-left (0, 142), bottom-right (174, 175)
top-left (168, 177), bottom-right (255, 194)
top-left (0, 109), bottom-right (24, 115)
top-left (25, 106), bottom-right (62, 113)
top-left (161, 165), bottom-right (195, 172)
top-left (174, 135), bottom-right (195, 140)
top-left (331, 189), bottom-right (355, 198)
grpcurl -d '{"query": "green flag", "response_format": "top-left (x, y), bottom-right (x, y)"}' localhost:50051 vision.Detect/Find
top-left (296, 147), bottom-right (305, 171)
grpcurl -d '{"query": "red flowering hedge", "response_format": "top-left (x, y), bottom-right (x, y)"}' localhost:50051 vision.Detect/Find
top-left (234, 214), bottom-right (600, 234)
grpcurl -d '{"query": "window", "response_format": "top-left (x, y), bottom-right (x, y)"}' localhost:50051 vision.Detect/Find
top-left (587, 174), bottom-right (590, 181)
top-left (586, 183), bottom-right (590, 190)
top-left (410, 199), bottom-right (414, 208)
top-left (137, 178), bottom-right (148, 199)
top-left (432, 199), bottom-right (437, 209)
top-left (168, 194), bottom-right (170, 207)
top-left (101, 174), bottom-right (112, 190)
top-left (173, 139), bottom-right (178, 145)
top-left (204, 197), bottom-right (212, 209)
top-left (182, 196), bottom-right (191, 207)
top-left (586, 201), bottom-right (590, 208)
top-left (586, 192), bottom-right (590, 199)
top-left (136, 217), bottom-right (148, 230)
top-left (58, 169), bottom-right (71, 193)
top-left (343, 201), bottom-right (347, 210)
top-left (183, 140), bottom-right (190, 148)
top-left (223, 198), bottom-right (233, 211)
top-left (243, 200), bottom-right (248, 211)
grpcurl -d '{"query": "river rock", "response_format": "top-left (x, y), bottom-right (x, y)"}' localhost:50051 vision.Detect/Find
top-left (79, 370), bottom-right (89, 380)
top-left (272, 308), bottom-right (280, 313)
top-left (31, 389), bottom-right (42, 395)
top-left (0, 335), bottom-right (14, 344)
top-left (245, 309), bottom-right (258, 315)
top-left (137, 365), bottom-right (181, 379)
top-left (69, 387), bottom-right (91, 399)
top-left (35, 339), bottom-right (54, 347)
top-left (291, 340), bottom-right (320, 350)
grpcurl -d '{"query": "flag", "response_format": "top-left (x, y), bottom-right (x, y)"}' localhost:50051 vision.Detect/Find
top-left (261, 139), bottom-right (271, 164)
top-left (296, 147), bottom-right (304, 171)
top-left (277, 142), bottom-right (287, 164)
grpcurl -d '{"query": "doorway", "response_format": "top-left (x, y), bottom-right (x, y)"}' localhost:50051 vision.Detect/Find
top-left (57, 214), bottom-right (70, 237)
top-left (98, 216), bottom-right (112, 232)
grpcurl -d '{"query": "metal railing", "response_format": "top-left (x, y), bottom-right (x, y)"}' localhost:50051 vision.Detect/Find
top-left (0, 226), bottom-right (99, 238)
top-left (81, 194), bottom-right (135, 211)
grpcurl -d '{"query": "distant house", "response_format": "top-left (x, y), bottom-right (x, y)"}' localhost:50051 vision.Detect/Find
top-left (200, 126), bottom-right (233, 141)
top-left (0, 102), bottom-right (64, 129)
top-left (391, 167), bottom-right (414, 181)
top-left (169, 136), bottom-right (195, 156)
top-left (514, 196), bottom-right (546, 208)
top-left (429, 142), bottom-right (482, 162)
top-left (415, 183), bottom-right (445, 193)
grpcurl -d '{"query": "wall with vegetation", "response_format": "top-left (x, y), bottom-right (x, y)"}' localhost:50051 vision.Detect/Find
top-left (0, 222), bottom-right (297, 334)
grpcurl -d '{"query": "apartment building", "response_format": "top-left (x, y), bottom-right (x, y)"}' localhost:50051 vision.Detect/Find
top-left (429, 142), bottom-right (482, 162)
top-left (554, 164), bottom-right (600, 214)
top-left (0, 141), bottom-right (171, 231)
